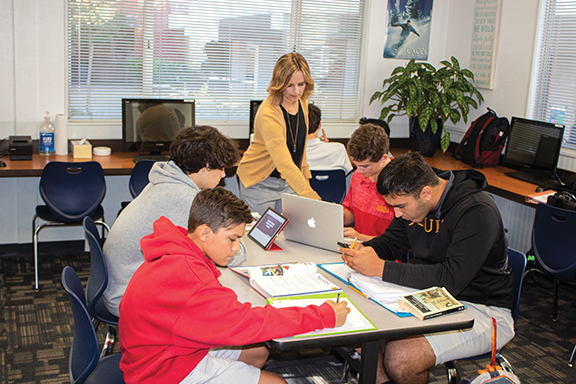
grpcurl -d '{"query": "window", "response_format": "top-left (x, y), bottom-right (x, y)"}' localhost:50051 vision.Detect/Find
top-left (531, 0), bottom-right (576, 150)
top-left (68, 0), bottom-right (365, 124)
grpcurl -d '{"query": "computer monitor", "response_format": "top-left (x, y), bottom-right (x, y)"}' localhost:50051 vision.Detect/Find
top-left (122, 98), bottom-right (195, 153)
top-left (249, 100), bottom-right (263, 136)
top-left (501, 117), bottom-right (564, 183)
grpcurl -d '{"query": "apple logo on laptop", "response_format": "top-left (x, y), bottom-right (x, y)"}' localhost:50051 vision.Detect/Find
top-left (307, 217), bottom-right (316, 228)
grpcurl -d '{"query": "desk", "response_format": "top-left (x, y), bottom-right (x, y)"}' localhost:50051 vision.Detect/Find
top-left (220, 234), bottom-right (474, 383)
top-left (0, 152), bottom-right (139, 177)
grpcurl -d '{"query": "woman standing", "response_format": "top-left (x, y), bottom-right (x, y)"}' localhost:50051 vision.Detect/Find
top-left (237, 52), bottom-right (321, 214)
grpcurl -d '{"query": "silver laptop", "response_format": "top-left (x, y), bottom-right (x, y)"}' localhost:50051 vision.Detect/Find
top-left (281, 194), bottom-right (344, 253)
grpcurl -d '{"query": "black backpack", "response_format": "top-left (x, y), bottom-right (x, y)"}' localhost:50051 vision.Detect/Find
top-left (454, 108), bottom-right (510, 168)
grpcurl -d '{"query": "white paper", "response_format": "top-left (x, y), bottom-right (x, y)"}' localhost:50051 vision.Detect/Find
top-left (55, 114), bottom-right (68, 155)
top-left (252, 273), bottom-right (341, 298)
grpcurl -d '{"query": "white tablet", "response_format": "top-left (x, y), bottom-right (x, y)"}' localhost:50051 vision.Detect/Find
top-left (247, 207), bottom-right (289, 250)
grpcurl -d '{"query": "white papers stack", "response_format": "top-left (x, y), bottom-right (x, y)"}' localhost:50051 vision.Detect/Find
top-left (350, 272), bottom-right (418, 313)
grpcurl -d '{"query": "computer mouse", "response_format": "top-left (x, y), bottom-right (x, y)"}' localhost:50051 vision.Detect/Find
top-left (0, 160), bottom-right (6, 167)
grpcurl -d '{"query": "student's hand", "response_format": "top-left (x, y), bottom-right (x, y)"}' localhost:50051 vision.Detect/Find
top-left (340, 244), bottom-right (385, 278)
top-left (325, 300), bottom-right (350, 327)
top-left (319, 128), bottom-right (329, 142)
top-left (343, 228), bottom-right (375, 242)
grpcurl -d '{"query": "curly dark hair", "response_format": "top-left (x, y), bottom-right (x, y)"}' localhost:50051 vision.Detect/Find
top-left (169, 125), bottom-right (239, 175)
top-left (188, 187), bottom-right (253, 233)
top-left (347, 123), bottom-right (390, 163)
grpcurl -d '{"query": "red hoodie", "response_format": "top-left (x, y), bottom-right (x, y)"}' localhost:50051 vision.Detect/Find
top-left (119, 216), bottom-right (336, 384)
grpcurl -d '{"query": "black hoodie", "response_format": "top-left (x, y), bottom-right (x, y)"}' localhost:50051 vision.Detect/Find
top-left (364, 169), bottom-right (514, 309)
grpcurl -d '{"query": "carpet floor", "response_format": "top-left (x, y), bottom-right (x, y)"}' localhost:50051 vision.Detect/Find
top-left (2, 252), bottom-right (576, 383)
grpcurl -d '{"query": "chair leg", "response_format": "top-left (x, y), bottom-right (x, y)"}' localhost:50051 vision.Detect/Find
top-left (100, 325), bottom-right (117, 357)
top-left (32, 215), bottom-right (42, 290)
top-left (569, 343), bottom-right (576, 367)
top-left (553, 279), bottom-right (559, 320)
top-left (496, 353), bottom-right (514, 373)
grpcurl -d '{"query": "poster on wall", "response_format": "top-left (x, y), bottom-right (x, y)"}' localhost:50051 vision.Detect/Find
top-left (384, 0), bottom-right (434, 60)
top-left (469, 0), bottom-right (502, 89)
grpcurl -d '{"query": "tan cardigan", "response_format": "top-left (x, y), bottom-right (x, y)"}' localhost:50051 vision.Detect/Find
top-left (237, 96), bottom-right (321, 200)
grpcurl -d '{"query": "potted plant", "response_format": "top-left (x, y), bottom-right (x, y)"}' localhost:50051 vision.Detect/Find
top-left (370, 56), bottom-right (484, 156)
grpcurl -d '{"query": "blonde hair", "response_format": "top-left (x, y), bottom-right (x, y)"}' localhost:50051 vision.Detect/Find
top-left (267, 52), bottom-right (314, 105)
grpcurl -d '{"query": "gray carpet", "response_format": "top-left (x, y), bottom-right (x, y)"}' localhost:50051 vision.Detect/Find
top-left (2, 252), bottom-right (576, 383)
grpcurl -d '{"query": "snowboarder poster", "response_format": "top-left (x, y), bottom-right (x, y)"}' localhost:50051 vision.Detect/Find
top-left (384, 0), bottom-right (433, 60)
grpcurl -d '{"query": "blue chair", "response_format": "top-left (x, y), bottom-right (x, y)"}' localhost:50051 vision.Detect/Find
top-left (83, 217), bottom-right (119, 357)
top-left (119, 160), bottom-right (156, 214)
top-left (310, 169), bottom-right (347, 204)
top-left (446, 248), bottom-right (527, 383)
top-left (33, 161), bottom-right (110, 289)
top-left (530, 202), bottom-right (576, 320)
top-left (61, 266), bottom-right (125, 384)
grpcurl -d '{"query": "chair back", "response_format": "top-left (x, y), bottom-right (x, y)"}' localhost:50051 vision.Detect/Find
top-left (310, 169), bottom-right (347, 204)
top-left (62, 266), bottom-right (100, 384)
top-left (129, 160), bottom-right (156, 198)
top-left (39, 161), bottom-right (106, 223)
top-left (83, 217), bottom-right (109, 319)
top-left (532, 203), bottom-right (576, 282)
top-left (506, 247), bottom-right (527, 322)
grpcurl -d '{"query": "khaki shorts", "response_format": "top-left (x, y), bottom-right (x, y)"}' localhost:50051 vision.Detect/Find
top-left (425, 301), bottom-right (514, 365)
top-left (180, 347), bottom-right (261, 384)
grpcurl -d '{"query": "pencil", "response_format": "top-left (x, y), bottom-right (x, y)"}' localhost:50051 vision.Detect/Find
top-left (336, 292), bottom-right (341, 303)
top-left (351, 238), bottom-right (357, 249)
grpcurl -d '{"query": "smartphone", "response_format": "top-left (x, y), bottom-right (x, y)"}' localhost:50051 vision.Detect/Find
top-left (337, 241), bottom-right (350, 249)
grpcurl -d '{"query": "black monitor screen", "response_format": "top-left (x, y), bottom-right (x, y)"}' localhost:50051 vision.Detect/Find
top-left (249, 100), bottom-right (263, 136)
top-left (122, 98), bottom-right (195, 153)
top-left (501, 117), bottom-right (564, 172)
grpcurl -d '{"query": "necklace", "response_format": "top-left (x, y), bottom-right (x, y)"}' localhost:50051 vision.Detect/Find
top-left (285, 105), bottom-right (300, 153)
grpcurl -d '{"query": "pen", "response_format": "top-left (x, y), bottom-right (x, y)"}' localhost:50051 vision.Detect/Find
top-left (351, 238), bottom-right (357, 250)
top-left (336, 292), bottom-right (341, 303)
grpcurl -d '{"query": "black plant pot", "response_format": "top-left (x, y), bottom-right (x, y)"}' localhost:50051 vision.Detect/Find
top-left (409, 117), bottom-right (442, 157)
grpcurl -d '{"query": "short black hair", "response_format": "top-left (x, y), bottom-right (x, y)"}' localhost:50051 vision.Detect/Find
top-left (359, 117), bottom-right (390, 137)
top-left (347, 123), bottom-right (390, 163)
top-left (308, 104), bottom-right (321, 134)
top-left (170, 125), bottom-right (239, 175)
top-left (377, 152), bottom-right (439, 198)
top-left (188, 187), bottom-right (253, 233)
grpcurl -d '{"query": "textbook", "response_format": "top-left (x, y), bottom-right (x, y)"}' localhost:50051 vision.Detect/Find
top-left (398, 286), bottom-right (465, 320)
top-left (230, 262), bottom-right (341, 299)
top-left (266, 292), bottom-right (376, 337)
top-left (319, 262), bottom-right (417, 317)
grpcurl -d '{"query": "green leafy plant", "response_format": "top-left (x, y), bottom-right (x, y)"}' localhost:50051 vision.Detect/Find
top-left (370, 56), bottom-right (484, 152)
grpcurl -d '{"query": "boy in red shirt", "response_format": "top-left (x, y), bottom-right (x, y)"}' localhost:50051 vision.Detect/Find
top-left (119, 187), bottom-right (350, 384)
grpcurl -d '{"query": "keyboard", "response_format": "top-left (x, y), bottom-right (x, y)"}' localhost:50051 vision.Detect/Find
top-left (133, 154), bottom-right (170, 163)
top-left (505, 170), bottom-right (559, 187)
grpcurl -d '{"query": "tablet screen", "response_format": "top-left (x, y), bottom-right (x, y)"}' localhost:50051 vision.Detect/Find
top-left (247, 207), bottom-right (289, 250)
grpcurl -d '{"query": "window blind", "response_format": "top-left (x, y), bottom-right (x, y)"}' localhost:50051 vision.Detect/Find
top-left (532, 0), bottom-right (576, 150)
top-left (68, 0), bottom-right (365, 124)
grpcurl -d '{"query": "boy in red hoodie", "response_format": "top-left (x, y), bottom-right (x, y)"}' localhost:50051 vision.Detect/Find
top-left (119, 187), bottom-right (350, 384)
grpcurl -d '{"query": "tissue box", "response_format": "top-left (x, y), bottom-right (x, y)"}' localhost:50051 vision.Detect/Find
top-left (71, 140), bottom-right (92, 158)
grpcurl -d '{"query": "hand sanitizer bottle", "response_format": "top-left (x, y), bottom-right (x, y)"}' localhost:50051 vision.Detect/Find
top-left (39, 111), bottom-right (55, 156)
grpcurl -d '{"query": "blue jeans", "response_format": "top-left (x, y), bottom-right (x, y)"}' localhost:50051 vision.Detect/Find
top-left (239, 176), bottom-right (297, 215)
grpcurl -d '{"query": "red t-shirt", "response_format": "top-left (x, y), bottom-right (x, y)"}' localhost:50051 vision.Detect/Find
top-left (342, 171), bottom-right (394, 236)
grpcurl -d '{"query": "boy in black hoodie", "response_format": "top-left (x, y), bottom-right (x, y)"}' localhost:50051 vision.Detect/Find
top-left (340, 152), bottom-right (514, 384)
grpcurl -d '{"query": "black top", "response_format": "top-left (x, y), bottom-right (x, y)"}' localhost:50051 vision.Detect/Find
top-left (270, 101), bottom-right (307, 178)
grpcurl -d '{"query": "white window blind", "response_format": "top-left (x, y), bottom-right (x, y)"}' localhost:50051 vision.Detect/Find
top-left (68, 0), bottom-right (365, 124)
top-left (532, 0), bottom-right (576, 150)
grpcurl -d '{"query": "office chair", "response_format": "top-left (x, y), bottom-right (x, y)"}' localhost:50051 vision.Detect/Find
top-left (310, 169), bottom-right (347, 204)
top-left (119, 159), bottom-right (156, 214)
top-left (33, 161), bottom-right (110, 290)
top-left (445, 248), bottom-right (527, 383)
top-left (61, 266), bottom-right (125, 384)
top-left (83, 217), bottom-right (120, 357)
top-left (528, 202), bottom-right (576, 321)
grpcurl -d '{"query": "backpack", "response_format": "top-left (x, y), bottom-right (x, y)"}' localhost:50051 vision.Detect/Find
top-left (454, 108), bottom-right (510, 168)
